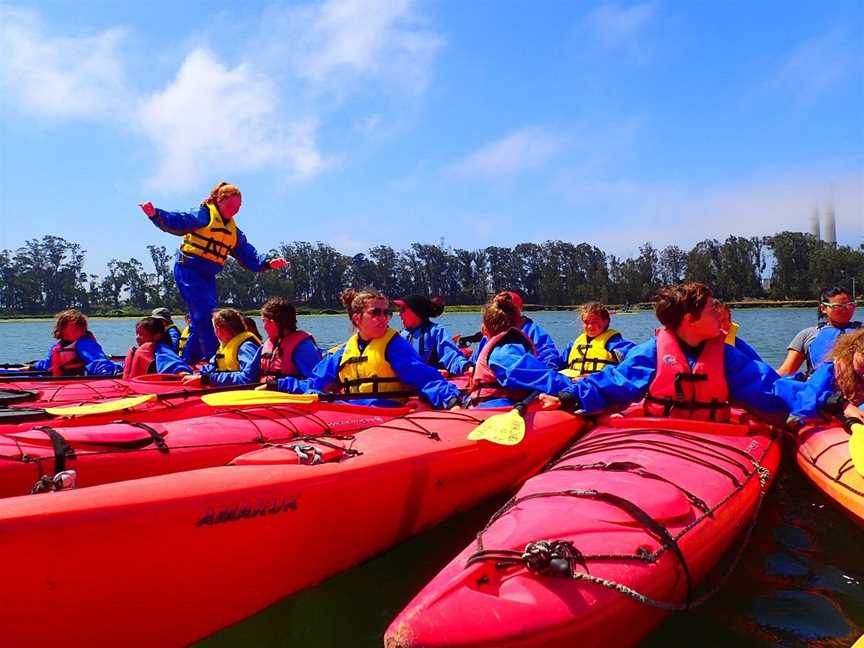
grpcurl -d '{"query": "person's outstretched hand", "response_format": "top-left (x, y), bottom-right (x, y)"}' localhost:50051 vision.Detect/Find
top-left (139, 202), bottom-right (156, 218)
top-left (268, 257), bottom-right (289, 270)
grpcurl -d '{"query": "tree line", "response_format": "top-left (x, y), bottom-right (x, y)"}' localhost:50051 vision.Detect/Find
top-left (1, 232), bottom-right (862, 315)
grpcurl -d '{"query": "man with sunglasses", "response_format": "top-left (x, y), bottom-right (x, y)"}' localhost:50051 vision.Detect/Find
top-left (778, 286), bottom-right (860, 376)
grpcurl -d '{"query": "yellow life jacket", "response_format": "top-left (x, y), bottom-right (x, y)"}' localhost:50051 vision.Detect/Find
top-left (560, 328), bottom-right (620, 378)
top-left (179, 203), bottom-right (238, 265)
top-left (337, 328), bottom-right (409, 396)
top-left (214, 331), bottom-right (259, 371)
top-left (178, 326), bottom-right (190, 354)
top-left (724, 321), bottom-right (739, 346)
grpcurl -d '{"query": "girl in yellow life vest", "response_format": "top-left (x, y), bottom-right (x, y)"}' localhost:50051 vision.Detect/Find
top-left (181, 308), bottom-right (261, 387)
top-left (558, 302), bottom-right (635, 379)
top-left (178, 313), bottom-right (191, 355)
top-left (272, 288), bottom-right (462, 408)
top-left (139, 181), bottom-right (288, 365)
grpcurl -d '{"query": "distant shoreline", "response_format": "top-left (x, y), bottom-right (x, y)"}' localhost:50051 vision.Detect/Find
top-left (0, 299), bottom-right (838, 321)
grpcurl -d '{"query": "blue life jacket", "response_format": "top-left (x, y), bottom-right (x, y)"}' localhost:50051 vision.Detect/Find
top-left (807, 321), bottom-right (861, 371)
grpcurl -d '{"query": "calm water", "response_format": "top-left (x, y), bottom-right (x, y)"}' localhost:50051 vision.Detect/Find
top-left (1, 309), bottom-right (861, 646)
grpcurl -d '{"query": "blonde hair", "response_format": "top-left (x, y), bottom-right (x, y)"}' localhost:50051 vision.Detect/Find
top-left (202, 181), bottom-right (241, 206)
top-left (212, 308), bottom-right (246, 336)
top-left (482, 292), bottom-right (522, 337)
top-left (831, 328), bottom-right (864, 404)
top-left (53, 309), bottom-right (88, 339)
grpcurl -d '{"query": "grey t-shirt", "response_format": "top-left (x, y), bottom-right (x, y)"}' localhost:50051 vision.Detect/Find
top-left (787, 326), bottom-right (819, 372)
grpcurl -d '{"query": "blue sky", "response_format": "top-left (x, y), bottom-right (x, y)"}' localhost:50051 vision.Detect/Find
top-left (1, 1), bottom-right (862, 275)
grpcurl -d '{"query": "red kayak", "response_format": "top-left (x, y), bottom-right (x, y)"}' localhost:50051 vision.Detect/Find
top-left (385, 409), bottom-right (781, 648)
top-left (0, 406), bottom-right (584, 646)
top-left (0, 373), bottom-right (195, 408)
top-left (0, 399), bottom-right (418, 497)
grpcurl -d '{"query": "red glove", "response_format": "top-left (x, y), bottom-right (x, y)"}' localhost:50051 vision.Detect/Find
top-left (139, 202), bottom-right (156, 218)
top-left (268, 258), bottom-right (289, 270)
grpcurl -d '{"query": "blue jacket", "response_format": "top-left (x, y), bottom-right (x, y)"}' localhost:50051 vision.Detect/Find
top-left (557, 332), bottom-right (636, 370)
top-left (150, 206), bottom-right (269, 275)
top-left (732, 337), bottom-right (763, 363)
top-left (33, 336), bottom-right (120, 376)
top-left (477, 342), bottom-right (575, 408)
top-left (278, 336), bottom-right (324, 379)
top-left (200, 340), bottom-right (261, 386)
top-left (153, 343), bottom-right (192, 375)
top-left (807, 322), bottom-right (862, 371)
top-left (401, 321), bottom-right (470, 375)
top-left (470, 317), bottom-right (560, 371)
top-left (561, 337), bottom-right (788, 421)
top-left (774, 362), bottom-right (837, 420)
top-left (276, 333), bottom-right (461, 408)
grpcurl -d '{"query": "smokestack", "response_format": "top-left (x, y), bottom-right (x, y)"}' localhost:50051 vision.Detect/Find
top-left (809, 208), bottom-right (821, 239)
top-left (823, 203), bottom-right (837, 245)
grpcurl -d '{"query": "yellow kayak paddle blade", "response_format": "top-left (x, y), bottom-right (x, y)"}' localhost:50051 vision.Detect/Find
top-left (201, 390), bottom-right (320, 407)
top-left (45, 394), bottom-right (158, 416)
top-left (849, 422), bottom-right (864, 476)
top-left (467, 408), bottom-right (527, 446)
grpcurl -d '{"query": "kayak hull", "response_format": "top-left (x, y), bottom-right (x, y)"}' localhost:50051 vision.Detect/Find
top-left (796, 422), bottom-right (864, 527)
top-left (385, 410), bottom-right (781, 648)
top-left (0, 407), bottom-right (585, 646)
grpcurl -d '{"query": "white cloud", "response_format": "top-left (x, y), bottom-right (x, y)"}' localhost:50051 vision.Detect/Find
top-left (449, 127), bottom-right (567, 179)
top-left (254, 0), bottom-right (443, 94)
top-left (0, 7), bottom-right (131, 120)
top-left (136, 49), bottom-right (330, 191)
top-left (582, 3), bottom-right (657, 47)
top-left (772, 27), bottom-right (858, 100)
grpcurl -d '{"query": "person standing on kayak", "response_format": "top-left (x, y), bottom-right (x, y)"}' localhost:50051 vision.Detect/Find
top-left (469, 291), bottom-right (560, 371)
top-left (558, 302), bottom-right (635, 378)
top-left (541, 282), bottom-right (788, 422)
top-left (466, 292), bottom-right (574, 408)
top-left (272, 288), bottom-right (462, 408)
top-left (259, 297), bottom-right (322, 381)
top-left (31, 309), bottom-right (120, 376)
top-left (395, 295), bottom-right (472, 377)
top-left (182, 308), bottom-right (261, 387)
top-left (139, 181), bottom-right (288, 364)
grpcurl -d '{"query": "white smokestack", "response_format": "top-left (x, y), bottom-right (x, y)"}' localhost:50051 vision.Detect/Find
top-left (809, 208), bottom-right (821, 239)
top-left (823, 204), bottom-right (837, 245)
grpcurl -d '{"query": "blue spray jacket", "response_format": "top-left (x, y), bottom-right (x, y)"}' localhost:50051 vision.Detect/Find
top-left (33, 336), bottom-right (120, 376)
top-left (150, 206), bottom-right (270, 274)
top-left (199, 341), bottom-right (261, 386)
top-left (401, 321), bottom-right (470, 375)
top-left (521, 317), bottom-right (561, 370)
top-left (560, 337), bottom-right (788, 422)
top-left (774, 362), bottom-right (838, 420)
top-left (275, 333), bottom-right (461, 408)
top-left (153, 343), bottom-right (193, 375)
top-left (476, 342), bottom-right (576, 408)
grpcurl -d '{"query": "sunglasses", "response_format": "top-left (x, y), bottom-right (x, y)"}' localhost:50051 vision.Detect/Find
top-left (821, 302), bottom-right (856, 310)
top-left (365, 308), bottom-right (392, 318)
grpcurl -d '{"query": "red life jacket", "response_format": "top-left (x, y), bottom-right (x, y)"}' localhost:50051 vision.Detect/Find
top-left (122, 342), bottom-right (158, 380)
top-left (49, 333), bottom-right (95, 377)
top-left (260, 331), bottom-right (314, 378)
top-left (468, 328), bottom-right (536, 405)
top-left (643, 328), bottom-right (730, 422)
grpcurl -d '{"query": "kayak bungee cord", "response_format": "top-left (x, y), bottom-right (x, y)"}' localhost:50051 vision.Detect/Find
top-left (464, 426), bottom-right (775, 612)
